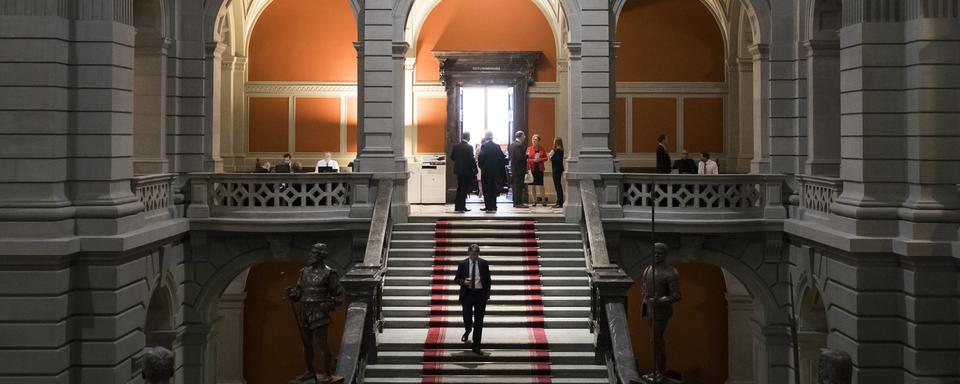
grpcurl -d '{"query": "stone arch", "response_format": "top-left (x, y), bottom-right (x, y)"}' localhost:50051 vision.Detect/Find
top-left (401, 0), bottom-right (566, 59)
top-left (393, 0), bottom-right (582, 44)
top-left (613, 0), bottom-right (730, 55)
top-left (145, 271), bottom-right (178, 350)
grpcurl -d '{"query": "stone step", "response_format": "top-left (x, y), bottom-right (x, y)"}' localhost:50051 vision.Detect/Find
top-left (386, 266), bottom-right (585, 277)
top-left (383, 316), bottom-right (589, 329)
top-left (384, 275), bottom-right (589, 287)
top-left (374, 350), bottom-right (598, 365)
top-left (365, 377), bottom-right (609, 383)
top-left (381, 285), bottom-right (590, 297)
top-left (377, 328), bottom-right (595, 352)
top-left (388, 257), bottom-right (586, 268)
top-left (392, 230), bottom-right (580, 241)
top-left (390, 239), bottom-right (582, 249)
top-left (381, 296), bottom-right (591, 307)
top-left (394, 222), bottom-right (579, 232)
top-left (382, 306), bottom-right (590, 318)
top-left (389, 248), bottom-right (584, 258)
top-left (409, 216), bottom-right (566, 224)
top-left (365, 363), bottom-right (608, 378)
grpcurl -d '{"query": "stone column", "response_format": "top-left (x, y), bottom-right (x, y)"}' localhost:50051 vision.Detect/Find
top-left (219, 56), bottom-right (248, 172)
top-left (726, 293), bottom-right (755, 384)
top-left (353, 0), bottom-right (404, 173)
top-left (734, 57), bottom-right (755, 174)
top-left (215, 292), bottom-right (247, 384)
top-left (203, 42), bottom-right (226, 173)
top-left (134, 37), bottom-right (172, 175)
top-left (748, 43), bottom-right (771, 174)
top-left (803, 40), bottom-right (841, 177)
top-left (751, 323), bottom-right (793, 383)
top-left (574, 10), bottom-right (615, 174)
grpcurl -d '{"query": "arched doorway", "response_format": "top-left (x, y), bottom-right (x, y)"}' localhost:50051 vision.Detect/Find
top-left (145, 283), bottom-right (176, 350)
top-left (797, 287), bottom-right (828, 384)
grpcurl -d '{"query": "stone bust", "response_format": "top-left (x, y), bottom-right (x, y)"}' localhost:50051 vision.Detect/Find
top-left (142, 346), bottom-right (174, 384)
top-left (818, 348), bottom-right (852, 384)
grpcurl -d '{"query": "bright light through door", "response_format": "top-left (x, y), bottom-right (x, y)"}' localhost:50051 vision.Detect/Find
top-left (461, 86), bottom-right (513, 146)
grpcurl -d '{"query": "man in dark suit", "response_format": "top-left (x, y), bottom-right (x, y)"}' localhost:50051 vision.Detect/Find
top-left (656, 134), bottom-right (672, 174)
top-left (508, 131), bottom-right (529, 208)
top-left (450, 132), bottom-right (477, 213)
top-left (477, 131), bottom-right (507, 213)
top-left (454, 244), bottom-right (491, 354)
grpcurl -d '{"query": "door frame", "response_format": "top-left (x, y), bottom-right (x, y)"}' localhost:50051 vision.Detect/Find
top-left (434, 51), bottom-right (541, 202)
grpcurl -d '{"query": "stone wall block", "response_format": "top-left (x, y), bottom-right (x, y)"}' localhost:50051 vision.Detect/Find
top-left (69, 279), bottom-right (147, 315)
top-left (0, 296), bottom-right (68, 321)
top-left (0, 347), bottom-right (69, 375)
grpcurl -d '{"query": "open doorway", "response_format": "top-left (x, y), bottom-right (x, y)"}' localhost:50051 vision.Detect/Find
top-left (461, 86), bottom-right (514, 203)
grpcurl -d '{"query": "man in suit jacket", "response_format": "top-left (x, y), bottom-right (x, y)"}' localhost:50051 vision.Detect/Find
top-left (508, 131), bottom-right (529, 208)
top-left (450, 132), bottom-right (477, 212)
top-left (656, 134), bottom-right (672, 174)
top-left (454, 244), bottom-right (492, 354)
top-left (477, 131), bottom-right (507, 212)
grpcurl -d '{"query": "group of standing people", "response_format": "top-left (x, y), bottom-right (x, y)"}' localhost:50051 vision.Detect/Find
top-left (655, 134), bottom-right (719, 175)
top-left (451, 130), bottom-right (566, 213)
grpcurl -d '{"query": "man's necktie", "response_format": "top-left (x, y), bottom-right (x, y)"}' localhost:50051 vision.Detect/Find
top-left (471, 261), bottom-right (477, 289)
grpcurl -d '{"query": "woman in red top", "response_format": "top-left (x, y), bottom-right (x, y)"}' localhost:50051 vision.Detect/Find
top-left (526, 134), bottom-right (548, 206)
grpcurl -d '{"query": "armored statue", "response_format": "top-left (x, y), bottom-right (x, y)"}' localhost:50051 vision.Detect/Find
top-left (141, 346), bottom-right (174, 384)
top-left (818, 348), bottom-right (852, 384)
top-left (286, 243), bottom-right (346, 384)
top-left (639, 243), bottom-right (682, 384)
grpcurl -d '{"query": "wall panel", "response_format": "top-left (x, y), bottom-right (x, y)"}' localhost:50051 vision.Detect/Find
top-left (295, 98), bottom-right (341, 153)
top-left (683, 97), bottom-right (725, 154)
top-left (632, 98), bottom-right (677, 153)
top-left (417, 97), bottom-right (447, 153)
top-left (528, 97), bottom-right (556, 150)
top-left (249, 97), bottom-right (290, 153)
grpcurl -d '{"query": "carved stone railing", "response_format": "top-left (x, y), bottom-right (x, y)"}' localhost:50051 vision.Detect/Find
top-left (797, 174), bottom-right (842, 217)
top-left (579, 179), bottom-right (640, 384)
top-left (186, 173), bottom-right (377, 226)
top-left (336, 179), bottom-right (394, 384)
top-left (595, 174), bottom-right (787, 225)
top-left (132, 173), bottom-right (175, 222)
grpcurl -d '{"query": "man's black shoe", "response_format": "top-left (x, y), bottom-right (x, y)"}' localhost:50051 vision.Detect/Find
top-left (461, 331), bottom-right (470, 343)
top-left (471, 347), bottom-right (483, 355)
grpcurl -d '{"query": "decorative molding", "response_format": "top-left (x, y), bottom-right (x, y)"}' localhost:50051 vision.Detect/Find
top-left (0, 0), bottom-right (68, 17)
top-left (245, 82), bottom-right (358, 95)
top-left (843, 0), bottom-right (959, 26)
top-left (615, 82), bottom-right (728, 95)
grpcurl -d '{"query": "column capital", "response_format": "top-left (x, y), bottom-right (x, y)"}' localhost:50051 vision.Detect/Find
top-left (205, 41), bottom-right (227, 59)
top-left (567, 42), bottom-right (582, 60)
top-left (135, 37), bottom-right (173, 56)
top-left (354, 41), bottom-right (363, 57)
top-left (803, 39), bottom-right (840, 57)
top-left (392, 41), bottom-right (410, 58)
top-left (747, 43), bottom-right (768, 59)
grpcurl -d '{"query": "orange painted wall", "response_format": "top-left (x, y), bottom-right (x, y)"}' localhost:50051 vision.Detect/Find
top-left (528, 98), bottom-right (555, 149)
top-left (616, 0), bottom-right (725, 82)
top-left (627, 262), bottom-right (728, 384)
top-left (415, 0), bottom-right (557, 82)
top-left (615, 97), bottom-right (627, 153)
top-left (632, 98), bottom-right (676, 153)
top-left (295, 98), bottom-right (341, 153)
top-left (249, 97), bottom-right (290, 153)
top-left (417, 98), bottom-right (447, 153)
top-left (243, 262), bottom-right (348, 384)
top-left (683, 98), bottom-right (725, 154)
top-left (248, 0), bottom-right (357, 82)
top-left (346, 97), bottom-right (358, 152)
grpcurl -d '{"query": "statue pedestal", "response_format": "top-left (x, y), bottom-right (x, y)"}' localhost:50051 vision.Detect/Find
top-left (288, 373), bottom-right (344, 384)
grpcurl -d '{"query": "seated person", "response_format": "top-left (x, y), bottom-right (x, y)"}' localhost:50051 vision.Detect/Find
top-left (698, 152), bottom-right (719, 175)
top-left (673, 150), bottom-right (698, 174)
top-left (315, 152), bottom-right (340, 173)
top-left (255, 159), bottom-right (271, 173)
top-left (273, 153), bottom-right (294, 173)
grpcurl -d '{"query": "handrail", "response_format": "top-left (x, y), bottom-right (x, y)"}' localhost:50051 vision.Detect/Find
top-left (580, 178), bottom-right (639, 384)
top-left (131, 173), bottom-right (176, 222)
top-left (336, 178), bottom-right (395, 384)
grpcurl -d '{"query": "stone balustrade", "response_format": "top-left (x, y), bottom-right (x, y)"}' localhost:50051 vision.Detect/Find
top-left (132, 173), bottom-right (176, 222)
top-left (796, 174), bottom-right (842, 219)
top-left (589, 173), bottom-right (787, 229)
top-left (186, 173), bottom-right (379, 229)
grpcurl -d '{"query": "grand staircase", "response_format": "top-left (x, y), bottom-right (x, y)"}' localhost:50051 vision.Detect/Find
top-left (365, 216), bottom-right (609, 383)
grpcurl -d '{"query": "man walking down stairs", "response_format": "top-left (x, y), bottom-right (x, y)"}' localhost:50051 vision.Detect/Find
top-left (366, 216), bottom-right (609, 383)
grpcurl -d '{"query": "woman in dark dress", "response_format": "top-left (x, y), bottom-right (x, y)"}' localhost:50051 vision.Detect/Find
top-left (549, 137), bottom-right (565, 208)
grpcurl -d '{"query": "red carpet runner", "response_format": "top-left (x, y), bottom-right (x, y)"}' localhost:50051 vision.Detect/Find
top-left (421, 219), bottom-right (552, 383)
